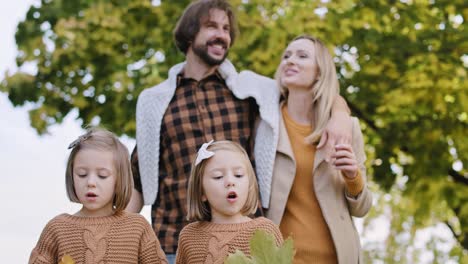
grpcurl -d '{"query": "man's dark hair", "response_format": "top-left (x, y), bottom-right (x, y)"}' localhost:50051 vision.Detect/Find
top-left (174, 0), bottom-right (238, 54)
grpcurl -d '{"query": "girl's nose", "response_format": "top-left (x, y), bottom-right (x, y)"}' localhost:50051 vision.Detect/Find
top-left (87, 175), bottom-right (97, 187)
top-left (225, 175), bottom-right (235, 187)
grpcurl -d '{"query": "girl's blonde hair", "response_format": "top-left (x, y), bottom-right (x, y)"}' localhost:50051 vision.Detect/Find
top-left (275, 35), bottom-right (339, 144)
top-left (65, 127), bottom-right (133, 212)
top-left (187, 140), bottom-right (259, 221)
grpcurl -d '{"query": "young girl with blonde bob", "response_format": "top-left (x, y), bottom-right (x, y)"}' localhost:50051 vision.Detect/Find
top-left (175, 140), bottom-right (283, 264)
top-left (29, 128), bottom-right (167, 264)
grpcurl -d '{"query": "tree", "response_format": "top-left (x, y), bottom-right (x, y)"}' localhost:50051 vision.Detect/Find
top-left (1, 0), bottom-right (466, 262)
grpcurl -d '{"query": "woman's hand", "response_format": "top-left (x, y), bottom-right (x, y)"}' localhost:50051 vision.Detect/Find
top-left (332, 143), bottom-right (358, 179)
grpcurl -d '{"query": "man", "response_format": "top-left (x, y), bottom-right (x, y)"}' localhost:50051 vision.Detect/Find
top-left (127, 0), bottom-right (351, 262)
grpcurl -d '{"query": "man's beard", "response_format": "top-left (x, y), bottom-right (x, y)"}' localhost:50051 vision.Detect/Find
top-left (192, 39), bottom-right (229, 66)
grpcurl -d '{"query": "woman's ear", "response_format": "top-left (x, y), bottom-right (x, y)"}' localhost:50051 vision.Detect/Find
top-left (202, 194), bottom-right (207, 202)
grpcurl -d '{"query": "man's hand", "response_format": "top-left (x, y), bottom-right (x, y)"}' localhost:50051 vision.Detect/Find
top-left (317, 110), bottom-right (352, 162)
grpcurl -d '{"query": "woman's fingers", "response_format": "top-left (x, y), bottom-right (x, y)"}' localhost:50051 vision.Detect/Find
top-left (332, 143), bottom-right (358, 178)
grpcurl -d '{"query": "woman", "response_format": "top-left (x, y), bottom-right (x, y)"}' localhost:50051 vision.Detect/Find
top-left (266, 35), bottom-right (372, 264)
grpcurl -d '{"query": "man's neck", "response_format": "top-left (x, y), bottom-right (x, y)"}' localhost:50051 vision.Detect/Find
top-left (184, 50), bottom-right (219, 81)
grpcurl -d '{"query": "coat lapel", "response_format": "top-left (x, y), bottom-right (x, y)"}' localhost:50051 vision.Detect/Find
top-left (313, 147), bottom-right (327, 172)
top-left (277, 103), bottom-right (294, 159)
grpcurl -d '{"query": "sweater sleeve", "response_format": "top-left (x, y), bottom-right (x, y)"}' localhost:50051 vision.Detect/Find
top-left (345, 118), bottom-right (373, 217)
top-left (175, 227), bottom-right (188, 264)
top-left (343, 170), bottom-right (364, 197)
top-left (139, 220), bottom-right (168, 264)
top-left (260, 218), bottom-right (284, 246)
top-left (29, 220), bottom-right (58, 264)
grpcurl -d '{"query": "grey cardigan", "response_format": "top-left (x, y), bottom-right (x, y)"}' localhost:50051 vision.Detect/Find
top-left (136, 59), bottom-right (280, 208)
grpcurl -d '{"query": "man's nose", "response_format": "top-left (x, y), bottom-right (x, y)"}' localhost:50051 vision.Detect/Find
top-left (215, 27), bottom-right (229, 41)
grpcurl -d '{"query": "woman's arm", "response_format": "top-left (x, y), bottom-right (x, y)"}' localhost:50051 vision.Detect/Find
top-left (317, 95), bottom-right (352, 162)
top-left (332, 118), bottom-right (372, 217)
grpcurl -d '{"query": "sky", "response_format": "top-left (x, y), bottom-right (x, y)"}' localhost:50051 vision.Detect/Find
top-left (0, 1), bottom-right (459, 263)
top-left (0, 1), bottom-right (149, 262)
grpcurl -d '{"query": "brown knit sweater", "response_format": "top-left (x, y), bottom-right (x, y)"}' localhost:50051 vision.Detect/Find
top-left (29, 210), bottom-right (168, 264)
top-left (175, 217), bottom-right (283, 264)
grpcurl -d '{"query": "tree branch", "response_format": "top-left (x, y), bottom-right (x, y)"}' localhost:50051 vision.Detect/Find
top-left (346, 100), bottom-right (379, 131)
top-left (449, 168), bottom-right (468, 186)
top-left (445, 219), bottom-right (467, 250)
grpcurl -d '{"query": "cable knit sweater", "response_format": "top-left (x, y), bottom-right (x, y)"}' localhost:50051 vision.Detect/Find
top-left (175, 217), bottom-right (283, 264)
top-left (29, 211), bottom-right (168, 264)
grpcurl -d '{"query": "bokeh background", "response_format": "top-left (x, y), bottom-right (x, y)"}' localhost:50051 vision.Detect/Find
top-left (0, 1), bottom-right (466, 263)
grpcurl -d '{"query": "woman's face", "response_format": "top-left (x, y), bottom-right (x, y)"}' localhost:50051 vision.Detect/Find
top-left (278, 38), bottom-right (319, 91)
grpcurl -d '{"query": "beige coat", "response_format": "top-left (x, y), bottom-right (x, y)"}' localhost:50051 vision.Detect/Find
top-left (266, 108), bottom-right (372, 264)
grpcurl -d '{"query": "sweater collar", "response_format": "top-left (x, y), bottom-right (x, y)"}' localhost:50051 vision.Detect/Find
top-left (61, 210), bottom-right (127, 225)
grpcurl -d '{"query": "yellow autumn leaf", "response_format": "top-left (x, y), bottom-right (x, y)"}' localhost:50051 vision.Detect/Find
top-left (58, 254), bottom-right (75, 264)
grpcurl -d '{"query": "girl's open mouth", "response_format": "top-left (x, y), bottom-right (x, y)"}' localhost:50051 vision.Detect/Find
top-left (227, 191), bottom-right (237, 202)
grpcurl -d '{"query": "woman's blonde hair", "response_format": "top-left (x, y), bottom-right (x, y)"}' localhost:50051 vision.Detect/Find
top-left (65, 127), bottom-right (133, 212)
top-left (275, 35), bottom-right (339, 144)
top-left (186, 140), bottom-right (259, 221)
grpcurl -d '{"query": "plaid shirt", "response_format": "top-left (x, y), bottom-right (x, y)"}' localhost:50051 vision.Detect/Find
top-left (132, 72), bottom-right (258, 253)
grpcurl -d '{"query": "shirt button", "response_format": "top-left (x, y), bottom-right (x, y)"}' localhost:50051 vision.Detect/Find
top-left (340, 215), bottom-right (345, 220)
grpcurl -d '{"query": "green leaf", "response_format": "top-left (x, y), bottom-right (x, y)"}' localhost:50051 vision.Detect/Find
top-left (224, 250), bottom-right (254, 264)
top-left (224, 230), bottom-right (294, 264)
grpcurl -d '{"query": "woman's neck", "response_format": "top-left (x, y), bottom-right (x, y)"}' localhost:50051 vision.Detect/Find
top-left (286, 89), bottom-right (313, 125)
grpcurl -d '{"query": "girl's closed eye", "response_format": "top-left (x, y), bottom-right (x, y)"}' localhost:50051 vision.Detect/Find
top-left (75, 169), bottom-right (88, 177)
top-left (97, 169), bottom-right (112, 179)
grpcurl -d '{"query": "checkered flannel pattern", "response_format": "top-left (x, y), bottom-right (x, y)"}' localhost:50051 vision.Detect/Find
top-left (132, 72), bottom-right (258, 253)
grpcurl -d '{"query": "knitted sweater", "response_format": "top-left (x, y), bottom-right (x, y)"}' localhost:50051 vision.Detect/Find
top-left (29, 211), bottom-right (168, 264)
top-left (175, 217), bottom-right (283, 264)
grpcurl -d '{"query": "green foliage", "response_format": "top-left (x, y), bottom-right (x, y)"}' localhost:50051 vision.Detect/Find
top-left (224, 230), bottom-right (294, 264)
top-left (1, 0), bottom-right (467, 260)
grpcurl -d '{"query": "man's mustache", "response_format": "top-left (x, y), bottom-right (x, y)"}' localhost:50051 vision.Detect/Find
top-left (206, 38), bottom-right (228, 49)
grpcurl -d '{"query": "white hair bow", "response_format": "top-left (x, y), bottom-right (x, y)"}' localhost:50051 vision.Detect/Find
top-left (195, 140), bottom-right (215, 165)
